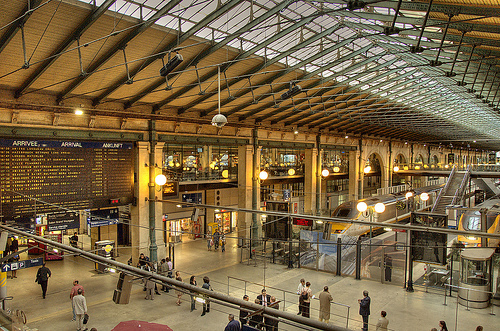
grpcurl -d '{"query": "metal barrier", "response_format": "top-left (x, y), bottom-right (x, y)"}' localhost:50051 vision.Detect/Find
top-left (227, 275), bottom-right (351, 329)
top-left (443, 283), bottom-right (495, 315)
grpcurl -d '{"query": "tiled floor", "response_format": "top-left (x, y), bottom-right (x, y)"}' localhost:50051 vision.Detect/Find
top-left (5, 237), bottom-right (498, 331)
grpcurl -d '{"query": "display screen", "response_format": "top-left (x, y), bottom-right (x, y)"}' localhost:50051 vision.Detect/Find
top-left (0, 139), bottom-right (133, 219)
top-left (293, 218), bottom-right (313, 226)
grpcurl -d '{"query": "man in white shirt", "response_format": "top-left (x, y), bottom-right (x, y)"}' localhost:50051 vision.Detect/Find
top-left (72, 288), bottom-right (87, 331)
top-left (296, 278), bottom-right (306, 315)
top-left (376, 311), bottom-right (389, 331)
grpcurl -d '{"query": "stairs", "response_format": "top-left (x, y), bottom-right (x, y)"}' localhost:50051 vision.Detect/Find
top-left (471, 177), bottom-right (500, 199)
top-left (432, 166), bottom-right (470, 214)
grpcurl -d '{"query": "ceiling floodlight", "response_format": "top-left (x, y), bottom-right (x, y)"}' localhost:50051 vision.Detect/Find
top-left (356, 202), bottom-right (368, 212)
top-left (160, 54), bottom-right (183, 76)
top-left (212, 66), bottom-right (227, 128)
top-left (280, 83), bottom-right (302, 100)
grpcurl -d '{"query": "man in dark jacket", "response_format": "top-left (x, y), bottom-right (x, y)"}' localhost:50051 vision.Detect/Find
top-left (224, 314), bottom-right (241, 331)
top-left (239, 295), bottom-right (250, 325)
top-left (358, 290), bottom-right (371, 331)
top-left (36, 263), bottom-right (51, 299)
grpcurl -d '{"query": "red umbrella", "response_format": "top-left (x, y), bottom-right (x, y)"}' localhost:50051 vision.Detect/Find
top-left (112, 320), bottom-right (173, 331)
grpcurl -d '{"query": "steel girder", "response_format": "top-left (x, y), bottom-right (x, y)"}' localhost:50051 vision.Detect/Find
top-left (0, 0), bottom-right (42, 55)
top-left (148, 13), bottom-right (322, 112)
top-left (89, 0), bottom-right (244, 105)
top-left (14, 0), bottom-right (115, 98)
top-left (199, 26), bottom-right (357, 118)
top-left (123, 0), bottom-right (297, 109)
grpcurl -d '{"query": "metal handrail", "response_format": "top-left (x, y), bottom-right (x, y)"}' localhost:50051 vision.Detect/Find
top-left (451, 165), bottom-right (471, 205)
top-left (432, 165), bottom-right (456, 212)
top-left (443, 283), bottom-right (495, 316)
top-left (227, 275), bottom-right (351, 329)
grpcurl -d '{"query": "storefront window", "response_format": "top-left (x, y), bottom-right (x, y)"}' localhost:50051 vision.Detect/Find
top-left (163, 144), bottom-right (238, 181)
top-left (322, 150), bottom-right (349, 173)
top-left (260, 147), bottom-right (305, 176)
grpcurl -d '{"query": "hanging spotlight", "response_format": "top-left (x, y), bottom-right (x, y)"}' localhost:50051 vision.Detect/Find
top-left (211, 113), bottom-right (227, 128)
top-left (159, 54), bottom-right (183, 76)
top-left (280, 83), bottom-right (302, 100)
top-left (212, 65), bottom-right (227, 128)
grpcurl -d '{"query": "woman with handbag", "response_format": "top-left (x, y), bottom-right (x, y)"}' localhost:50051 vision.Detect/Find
top-left (72, 288), bottom-right (88, 331)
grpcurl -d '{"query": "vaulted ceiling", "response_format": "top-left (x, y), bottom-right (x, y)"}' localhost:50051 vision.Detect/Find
top-left (1, 0), bottom-right (499, 149)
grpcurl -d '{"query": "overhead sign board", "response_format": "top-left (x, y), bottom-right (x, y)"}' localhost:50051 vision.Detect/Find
top-left (1, 257), bottom-right (44, 272)
top-left (47, 211), bottom-right (79, 231)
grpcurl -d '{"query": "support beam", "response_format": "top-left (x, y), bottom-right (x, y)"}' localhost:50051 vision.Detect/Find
top-left (14, 0), bottom-right (115, 98)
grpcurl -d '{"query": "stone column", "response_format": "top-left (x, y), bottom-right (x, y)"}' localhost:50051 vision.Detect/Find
top-left (131, 141), bottom-right (150, 266)
top-left (238, 144), bottom-right (254, 241)
top-left (349, 150), bottom-right (360, 200)
top-left (154, 142), bottom-right (166, 262)
top-left (304, 148), bottom-right (318, 215)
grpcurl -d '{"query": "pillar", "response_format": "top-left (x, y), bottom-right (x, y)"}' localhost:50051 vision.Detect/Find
top-left (304, 148), bottom-right (318, 215)
top-left (238, 144), bottom-right (254, 242)
top-left (131, 141), bottom-right (150, 266)
top-left (349, 150), bottom-right (360, 200)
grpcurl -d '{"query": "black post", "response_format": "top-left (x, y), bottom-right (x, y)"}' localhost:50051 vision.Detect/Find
top-left (288, 217), bottom-right (293, 268)
top-left (336, 237), bottom-right (342, 276)
top-left (355, 239), bottom-right (361, 280)
top-left (449, 254), bottom-right (453, 297)
top-left (272, 241), bottom-right (275, 264)
top-left (406, 230), bottom-right (414, 292)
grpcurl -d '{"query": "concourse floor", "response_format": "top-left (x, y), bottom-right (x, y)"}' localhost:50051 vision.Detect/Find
top-left (5, 237), bottom-right (498, 331)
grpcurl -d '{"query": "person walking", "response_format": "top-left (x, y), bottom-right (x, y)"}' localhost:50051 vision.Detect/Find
top-left (207, 233), bottom-right (212, 251)
top-left (175, 271), bottom-right (183, 306)
top-left (70, 280), bottom-right (85, 321)
top-left (221, 234), bottom-right (226, 252)
top-left (144, 275), bottom-right (155, 300)
top-left (224, 314), bottom-right (241, 331)
top-left (201, 276), bottom-right (213, 316)
top-left (189, 275), bottom-right (197, 312)
top-left (9, 248), bottom-right (19, 279)
top-left (213, 230), bottom-right (220, 251)
top-left (72, 288), bottom-right (87, 331)
top-left (159, 259), bottom-right (169, 292)
top-left (296, 278), bottom-right (306, 315)
top-left (375, 311), bottom-right (389, 331)
top-left (358, 290), bottom-right (371, 331)
top-left (35, 263), bottom-right (51, 299)
top-left (69, 232), bottom-right (79, 248)
top-left (319, 286), bottom-right (333, 323)
top-left (301, 282), bottom-right (312, 318)
top-left (239, 295), bottom-right (249, 325)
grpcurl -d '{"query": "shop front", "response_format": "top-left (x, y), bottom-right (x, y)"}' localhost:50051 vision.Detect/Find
top-left (214, 210), bottom-right (236, 234)
top-left (163, 214), bottom-right (203, 243)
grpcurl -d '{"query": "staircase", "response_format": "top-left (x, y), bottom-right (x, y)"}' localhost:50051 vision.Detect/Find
top-left (432, 166), bottom-right (470, 214)
top-left (471, 177), bottom-right (500, 199)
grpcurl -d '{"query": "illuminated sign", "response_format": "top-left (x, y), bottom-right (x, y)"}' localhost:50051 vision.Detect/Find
top-left (292, 218), bottom-right (313, 226)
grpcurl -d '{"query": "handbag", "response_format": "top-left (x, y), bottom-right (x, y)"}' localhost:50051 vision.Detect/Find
top-left (83, 313), bottom-right (89, 325)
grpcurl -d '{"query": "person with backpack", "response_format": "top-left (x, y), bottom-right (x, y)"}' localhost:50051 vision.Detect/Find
top-left (301, 282), bottom-right (312, 318)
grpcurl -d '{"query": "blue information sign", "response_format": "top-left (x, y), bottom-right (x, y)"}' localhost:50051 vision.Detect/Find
top-left (1, 257), bottom-right (44, 272)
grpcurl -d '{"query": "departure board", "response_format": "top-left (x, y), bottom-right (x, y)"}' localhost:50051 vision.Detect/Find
top-left (0, 139), bottom-right (134, 220)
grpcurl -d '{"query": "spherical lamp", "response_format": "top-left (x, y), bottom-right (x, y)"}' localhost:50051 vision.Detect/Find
top-left (374, 202), bottom-right (385, 213)
top-left (259, 170), bottom-right (269, 181)
top-left (356, 201), bottom-right (368, 212)
top-left (155, 174), bottom-right (167, 186)
top-left (321, 169), bottom-right (330, 177)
